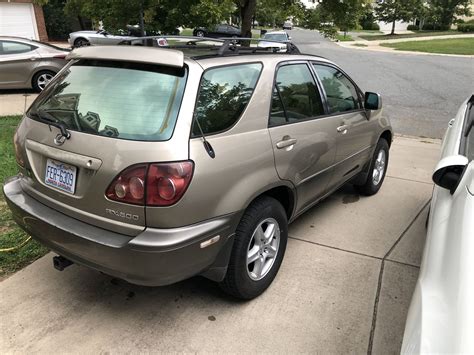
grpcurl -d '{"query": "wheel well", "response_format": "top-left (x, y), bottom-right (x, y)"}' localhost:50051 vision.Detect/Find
top-left (31, 69), bottom-right (56, 84)
top-left (260, 186), bottom-right (295, 220)
top-left (380, 130), bottom-right (392, 147)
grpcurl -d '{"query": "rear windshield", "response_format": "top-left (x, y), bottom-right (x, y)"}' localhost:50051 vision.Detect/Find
top-left (29, 60), bottom-right (187, 141)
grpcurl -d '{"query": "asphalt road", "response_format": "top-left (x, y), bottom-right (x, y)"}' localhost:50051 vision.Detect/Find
top-left (289, 28), bottom-right (474, 139)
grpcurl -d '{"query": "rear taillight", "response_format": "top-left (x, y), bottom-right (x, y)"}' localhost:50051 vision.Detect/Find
top-left (106, 161), bottom-right (194, 207)
top-left (106, 164), bottom-right (147, 205)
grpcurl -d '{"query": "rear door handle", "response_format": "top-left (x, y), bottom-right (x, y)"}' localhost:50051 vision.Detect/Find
top-left (276, 136), bottom-right (297, 149)
top-left (337, 125), bottom-right (349, 134)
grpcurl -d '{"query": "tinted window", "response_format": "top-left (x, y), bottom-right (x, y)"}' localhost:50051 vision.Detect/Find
top-left (193, 63), bottom-right (262, 136)
top-left (0, 41), bottom-right (34, 55)
top-left (29, 60), bottom-right (187, 141)
top-left (313, 64), bottom-right (360, 114)
top-left (269, 63), bottom-right (324, 126)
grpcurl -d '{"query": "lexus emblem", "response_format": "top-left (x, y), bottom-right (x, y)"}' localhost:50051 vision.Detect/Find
top-left (54, 133), bottom-right (67, 146)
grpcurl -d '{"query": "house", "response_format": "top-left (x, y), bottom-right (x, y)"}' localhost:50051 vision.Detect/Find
top-left (0, 0), bottom-right (48, 41)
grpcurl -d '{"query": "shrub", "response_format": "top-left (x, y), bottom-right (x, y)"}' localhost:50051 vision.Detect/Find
top-left (407, 24), bottom-right (418, 31)
top-left (457, 23), bottom-right (474, 32)
top-left (422, 23), bottom-right (450, 31)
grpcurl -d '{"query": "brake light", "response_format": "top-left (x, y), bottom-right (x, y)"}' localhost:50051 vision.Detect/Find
top-left (147, 161), bottom-right (194, 206)
top-left (106, 164), bottom-right (147, 205)
top-left (106, 161), bottom-right (194, 206)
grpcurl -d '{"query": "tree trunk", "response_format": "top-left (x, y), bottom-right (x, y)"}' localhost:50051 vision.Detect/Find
top-left (139, 0), bottom-right (145, 36)
top-left (239, 0), bottom-right (257, 41)
top-left (391, 19), bottom-right (396, 35)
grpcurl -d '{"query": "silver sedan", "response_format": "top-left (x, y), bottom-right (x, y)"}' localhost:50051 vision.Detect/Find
top-left (0, 36), bottom-right (68, 91)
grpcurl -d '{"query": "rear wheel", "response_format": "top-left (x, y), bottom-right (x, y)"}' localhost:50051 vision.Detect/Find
top-left (220, 196), bottom-right (288, 300)
top-left (195, 30), bottom-right (205, 37)
top-left (355, 138), bottom-right (389, 196)
top-left (32, 70), bottom-right (56, 92)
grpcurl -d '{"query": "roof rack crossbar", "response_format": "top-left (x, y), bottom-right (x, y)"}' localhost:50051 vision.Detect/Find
top-left (115, 35), bottom-right (301, 56)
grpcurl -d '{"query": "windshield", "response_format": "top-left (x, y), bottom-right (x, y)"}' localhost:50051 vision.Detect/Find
top-left (29, 60), bottom-right (187, 141)
top-left (263, 33), bottom-right (288, 42)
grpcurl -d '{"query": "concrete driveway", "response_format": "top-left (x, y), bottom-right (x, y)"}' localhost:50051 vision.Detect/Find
top-left (0, 136), bottom-right (440, 353)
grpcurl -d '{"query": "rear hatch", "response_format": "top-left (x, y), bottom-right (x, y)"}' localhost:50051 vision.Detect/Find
top-left (18, 50), bottom-right (190, 236)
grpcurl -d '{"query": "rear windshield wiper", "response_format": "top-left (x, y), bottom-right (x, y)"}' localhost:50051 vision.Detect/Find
top-left (29, 110), bottom-right (71, 140)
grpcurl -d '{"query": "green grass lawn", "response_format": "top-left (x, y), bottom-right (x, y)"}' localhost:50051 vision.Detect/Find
top-left (381, 37), bottom-right (474, 55)
top-left (336, 33), bottom-right (354, 42)
top-left (351, 30), bottom-right (383, 34)
top-left (360, 30), bottom-right (467, 41)
top-left (0, 115), bottom-right (48, 279)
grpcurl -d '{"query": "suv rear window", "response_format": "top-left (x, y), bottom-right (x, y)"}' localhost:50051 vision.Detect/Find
top-left (29, 60), bottom-right (187, 141)
top-left (192, 63), bottom-right (262, 136)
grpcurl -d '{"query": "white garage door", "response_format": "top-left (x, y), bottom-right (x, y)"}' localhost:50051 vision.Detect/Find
top-left (0, 3), bottom-right (38, 40)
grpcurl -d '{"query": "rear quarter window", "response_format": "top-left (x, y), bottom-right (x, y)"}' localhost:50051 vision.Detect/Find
top-left (192, 63), bottom-right (262, 136)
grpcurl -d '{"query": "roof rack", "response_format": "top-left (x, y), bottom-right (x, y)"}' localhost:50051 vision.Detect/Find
top-left (116, 35), bottom-right (301, 57)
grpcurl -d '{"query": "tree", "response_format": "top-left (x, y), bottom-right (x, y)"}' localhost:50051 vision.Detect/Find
top-left (307, 0), bottom-right (370, 37)
top-left (425, 0), bottom-right (471, 29)
top-left (235, 0), bottom-right (256, 38)
top-left (255, 0), bottom-right (305, 27)
top-left (375, 0), bottom-right (422, 35)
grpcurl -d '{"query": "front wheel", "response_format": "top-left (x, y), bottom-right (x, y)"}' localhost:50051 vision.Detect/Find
top-left (220, 196), bottom-right (288, 300)
top-left (355, 138), bottom-right (389, 196)
top-left (195, 30), bottom-right (205, 37)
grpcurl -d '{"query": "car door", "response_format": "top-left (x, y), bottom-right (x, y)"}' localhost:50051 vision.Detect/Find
top-left (215, 25), bottom-right (228, 37)
top-left (268, 61), bottom-right (340, 214)
top-left (312, 63), bottom-right (376, 191)
top-left (0, 40), bottom-right (40, 88)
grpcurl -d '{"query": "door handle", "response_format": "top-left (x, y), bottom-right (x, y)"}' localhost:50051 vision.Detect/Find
top-left (337, 125), bottom-right (349, 134)
top-left (276, 136), bottom-right (297, 149)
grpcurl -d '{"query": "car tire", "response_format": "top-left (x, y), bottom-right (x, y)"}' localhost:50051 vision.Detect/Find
top-left (74, 38), bottom-right (90, 47)
top-left (32, 70), bottom-right (56, 92)
top-left (195, 30), bottom-right (205, 37)
top-left (355, 138), bottom-right (389, 196)
top-left (220, 196), bottom-right (288, 300)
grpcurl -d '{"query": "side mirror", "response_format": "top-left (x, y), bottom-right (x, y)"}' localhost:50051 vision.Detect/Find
top-left (288, 36), bottom-right (292, 40)
top-left (364, 92), bottom-right (382, 110)
top-left (432, 155), bottom-right (468, 194)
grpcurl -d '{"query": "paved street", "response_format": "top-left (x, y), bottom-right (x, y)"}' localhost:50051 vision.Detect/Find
top-left (289, 28), bottom-right (474, 139)
top-left (0, 136), bottom-right (440, 353)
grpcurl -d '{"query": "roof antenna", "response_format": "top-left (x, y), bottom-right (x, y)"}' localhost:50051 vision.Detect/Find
top-left (194, 117), bottom-right (215, 158)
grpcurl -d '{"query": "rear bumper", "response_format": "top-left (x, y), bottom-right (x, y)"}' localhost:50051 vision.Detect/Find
top-left (3, 175), bottom-right (239, 286)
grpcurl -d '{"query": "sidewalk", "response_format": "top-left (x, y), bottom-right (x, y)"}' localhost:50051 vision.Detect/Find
top-left (337, 33), bottom-right (474, 57)
top-left (0, 93), bottom-right (38, 116)
top-left (0, 135), bottom-right (441, 353)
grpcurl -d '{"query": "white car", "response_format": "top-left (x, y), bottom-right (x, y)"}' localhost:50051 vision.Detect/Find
top-left (402, 95), bottom-right (474, 353)
top-left (257, 31), bottom-right (291, 52)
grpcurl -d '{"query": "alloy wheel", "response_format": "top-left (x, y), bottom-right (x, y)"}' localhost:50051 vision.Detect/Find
top-left (372, 150), bottom-right (386, 186)
top-left (246, 218), bottom-right (280, 281)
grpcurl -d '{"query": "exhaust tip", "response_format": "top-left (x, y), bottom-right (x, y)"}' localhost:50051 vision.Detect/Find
top-left (53, 255), bottom-right (73, 271)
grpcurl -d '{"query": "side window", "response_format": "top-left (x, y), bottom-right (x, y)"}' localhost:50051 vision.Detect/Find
top-left (463, 103), bottom-right (473, 161)
top-left (0, 41), bottom-right (34, 55)
top-left (269, 63), bottom-right (325, 126)
top-left (193, 63), bottom-right (262, 136)
top-left (312, 64), bottom-right (361, 114)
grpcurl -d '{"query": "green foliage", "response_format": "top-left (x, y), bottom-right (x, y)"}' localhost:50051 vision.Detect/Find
top-left (375, 0), bottom-right (422, 34)
top-left (458, 23), bottom-right (474, 32)
top-left (43, 0), bottom-right (73, 40)
top-left (359, 5), bottom-right (380, 30)
top-left (422, 22), bottom-right (450, 30)
top-left (425, 0), bottom-right (471, 29)
top-left (255, 0), bottom-right (304, 27)
top-left (319, 0), bottom-right (369, 33)
top-left (407, 24), bottom-right (419, 30)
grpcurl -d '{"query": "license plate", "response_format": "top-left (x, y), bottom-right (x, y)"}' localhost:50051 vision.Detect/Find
top-left (45, 159), bottom-right (77, 194)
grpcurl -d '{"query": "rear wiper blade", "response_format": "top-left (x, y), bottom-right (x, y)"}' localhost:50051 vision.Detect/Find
top-left (30, 110), bottom-right (71, 139)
